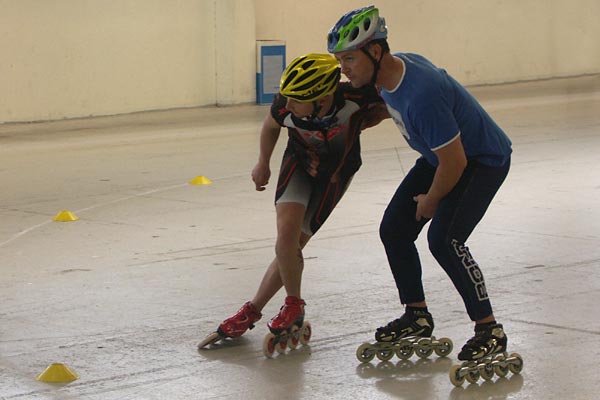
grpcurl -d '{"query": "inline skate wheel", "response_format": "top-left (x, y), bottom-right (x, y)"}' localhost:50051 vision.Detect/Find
top-left (434, 337), bottom-right (453, 357)
top-left (479, 362), bottom-right (494, 381)
top-left (493, 354), bottom-right (509, 377)
top-left (508, 352), bottom-right (524, 374)
top-left (197, 332), bottom-right (221, 349)
top-left (275, 336), bottom-right (287, 354)
top-left (376, 349), bottom-right (395, 361)
top-left (300, 321), bottom-right (312, 345)
top-left (356, 343), bottom-right (375, 363)
top-left (263, 333), bottom-right (277, 358)
top-left (415, 338), bottom-right (433, 358)
top-left (449, 365), bottom-right (465, 387)
top-left (395, 342), bottom-right (414, 360)
top-left (465, 366), bottom-right (480, 384)
top-left (288, 325), bottom-right (300, 350)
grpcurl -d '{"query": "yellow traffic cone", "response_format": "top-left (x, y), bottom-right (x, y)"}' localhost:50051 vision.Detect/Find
top-left (36, 363), bottom-right (79, 383)
top-left (189, 176), bottom-right (212, 185)
top-left (53, 210), bottom-right (79, 222)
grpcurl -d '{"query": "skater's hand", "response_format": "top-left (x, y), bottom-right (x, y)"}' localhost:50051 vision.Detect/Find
top-left (252, 161), bottom-right (271, 191)
top-left (413, 193), bottom-right (438, 221)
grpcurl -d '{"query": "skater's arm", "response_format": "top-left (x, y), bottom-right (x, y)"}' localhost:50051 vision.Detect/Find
top-left (252, 112), bottom-right (281, 191)
top-left (413, 135), bottom-right (467, 221)
top-left (361, 102), bottom-right (390, 129)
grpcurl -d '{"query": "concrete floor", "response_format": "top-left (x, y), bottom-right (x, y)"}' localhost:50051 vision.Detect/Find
top-left (1, 75), bottom-right (599, 399)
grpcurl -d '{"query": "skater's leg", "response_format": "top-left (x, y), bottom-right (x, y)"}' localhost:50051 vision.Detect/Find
top-left (212, 231), bottom-right (309, 342)
top-left (251, 232), bottom-right (311, 311)
top-left (379, 158), bottom-right (435, 305)
top-left (268, 161), bottom-right (354, 301)
top-left (270, 158), bottom-right (313, 300)
top-left (250, 258), bottom-right (282, 311)
top-left (476, 315), bottom-right (496, 325)
top-left (427, 159), bottom-right (510, 321)
top-left (274, 201), bottom-right (306, 299)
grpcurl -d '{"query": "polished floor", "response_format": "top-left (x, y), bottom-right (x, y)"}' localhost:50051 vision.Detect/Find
top-left (1, 75), bottom-right (599, 399)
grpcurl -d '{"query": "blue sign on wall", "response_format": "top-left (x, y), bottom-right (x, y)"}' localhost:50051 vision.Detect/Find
top-left (256, 41), bottom-right (285, 105)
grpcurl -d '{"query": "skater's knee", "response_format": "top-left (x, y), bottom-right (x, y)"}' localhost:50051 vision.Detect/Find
top-left (276, 220), bottom-right (301, 247)
top-left (275, 236), bottom-right (298, 259)
top-left (275, 230), bottom-right (303, 267)
top-left (427, 227), bottom-right (451, 261)
top-left (380, 212), bottom-right (414, 245)
top-left (379, 216), bottom-right (393, 244)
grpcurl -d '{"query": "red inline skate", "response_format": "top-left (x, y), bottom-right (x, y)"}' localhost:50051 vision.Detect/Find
top-left (197, 301), bottom-right (262, 349)
top-left (263, 296), bottom-right (312, 358)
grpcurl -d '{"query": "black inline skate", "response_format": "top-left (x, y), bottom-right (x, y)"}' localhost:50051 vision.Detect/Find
top-left (449, 323), bottom-right (523, 386)
top-left (356, 308), bottom-right (453, 363)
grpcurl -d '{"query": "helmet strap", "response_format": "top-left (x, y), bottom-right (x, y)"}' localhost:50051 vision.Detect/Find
top-left (308, 97), bottom-right (338, 128)
top-left (311, 100), bottom-right (322, 120)
top-left (361, 46), bottom-right (381, 86)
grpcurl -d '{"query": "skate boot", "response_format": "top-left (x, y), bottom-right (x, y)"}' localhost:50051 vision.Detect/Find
top-left (197, 301), bottom-right (262, 349)
top-left (262, 296), bottom-right (312, 358)
top-left (449, 323), bottom-right (524, 386)
top-left (356, 307), bottom-right (453, 363)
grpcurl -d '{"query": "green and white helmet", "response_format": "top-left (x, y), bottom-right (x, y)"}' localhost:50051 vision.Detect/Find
top-left (327, 5), bottom-right (387, 53)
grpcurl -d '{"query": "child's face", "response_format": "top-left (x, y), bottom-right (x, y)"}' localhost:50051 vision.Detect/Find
top-left (285, 98), bottom-right (314, 118)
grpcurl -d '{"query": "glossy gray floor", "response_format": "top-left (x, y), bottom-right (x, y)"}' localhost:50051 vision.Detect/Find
top-left (1, 75), bottom-right (599, 399)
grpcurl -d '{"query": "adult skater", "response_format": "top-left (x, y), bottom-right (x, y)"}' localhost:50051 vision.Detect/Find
top-left (198, 53), bottom-right (388, 355)
top-left (327, 6), bottom-right (513, 363)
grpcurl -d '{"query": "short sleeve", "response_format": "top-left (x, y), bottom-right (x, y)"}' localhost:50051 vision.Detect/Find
top-left (408, 94), bottom-right (460, 151)
top-left (270, 93), bottom-right (289, 127)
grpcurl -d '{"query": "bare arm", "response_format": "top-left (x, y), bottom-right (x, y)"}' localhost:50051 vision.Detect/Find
top-left (252, 112), bottom-right (282, 191)
top-left (328, 102), bottom-right (390, 182)
top-left (413, 135), bottom-right (467, 221)
top-left (361, 102), bottom-right (390, 129)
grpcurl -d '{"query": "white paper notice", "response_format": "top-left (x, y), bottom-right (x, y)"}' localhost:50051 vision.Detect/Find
top-left (263, 55), bottom-right (283, 94)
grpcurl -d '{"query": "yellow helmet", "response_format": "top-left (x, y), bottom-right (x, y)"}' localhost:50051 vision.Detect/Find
top-left (279, 53), bottom-right (341, 102)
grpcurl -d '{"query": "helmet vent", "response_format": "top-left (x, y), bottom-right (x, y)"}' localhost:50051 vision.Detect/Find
top-left (282, 70), bottom-right (298, 89)
top-left (323, 68), bottom-right (340, 85)
top-left (287, 57), bottom-right (305, 72)
top-left (350, 27), bottom-right (359, 41)
top-left (295, 75), bottom-right (322, 92)
top-left (301, 60), bottom-right (316, 69)
top-left (364, 18), bottom-right (371, 31)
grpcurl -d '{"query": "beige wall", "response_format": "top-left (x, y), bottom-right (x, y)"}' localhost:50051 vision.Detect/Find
top-left (0, 0), bottom-right (256, 122)
top-left (1, 0), bottom-right (599, 123)
top-left (256, 0), bottom-right (600, 84)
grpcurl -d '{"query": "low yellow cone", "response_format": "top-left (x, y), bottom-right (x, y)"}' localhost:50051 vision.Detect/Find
top-left (36, 363), bottom-right (79, 383)
top-left (53, 210), bottom-right (79, 222)
top-left (189, 176), bottom-right (212, 185)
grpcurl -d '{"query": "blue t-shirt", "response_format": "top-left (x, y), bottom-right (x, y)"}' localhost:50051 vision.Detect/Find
top-left (381, 53), bottom-right (512, 167)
